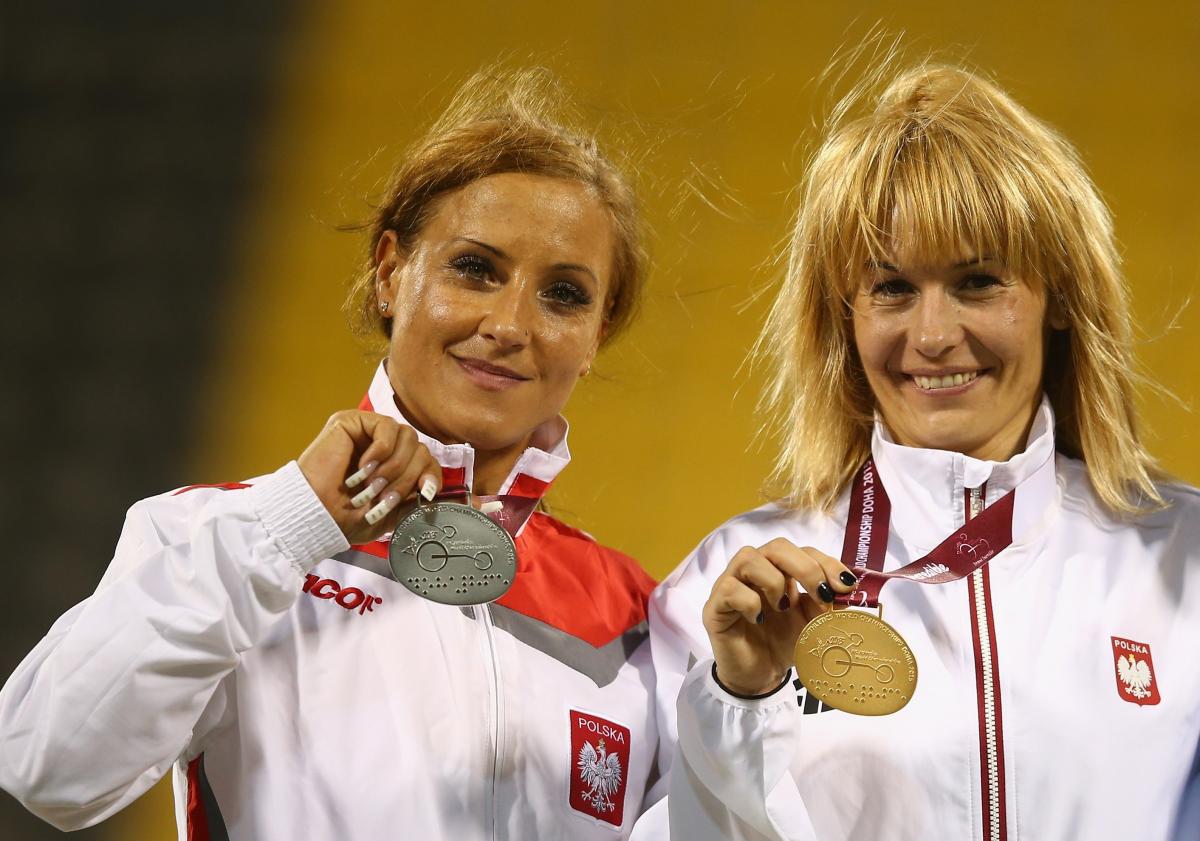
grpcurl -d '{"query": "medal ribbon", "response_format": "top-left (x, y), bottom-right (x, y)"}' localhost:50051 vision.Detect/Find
top-left (432, 484), bottom-right (539, 539)
top-left (836, 460), bottom-right (1016, 608)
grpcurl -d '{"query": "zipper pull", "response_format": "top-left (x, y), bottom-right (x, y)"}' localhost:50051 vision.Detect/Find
top-left (968, 486), bottom-right (984, 520)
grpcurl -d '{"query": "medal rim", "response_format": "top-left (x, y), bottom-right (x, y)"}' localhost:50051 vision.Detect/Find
top-left (793, 608), bottom-right (917, 716)
top-left (388, 500), bottom-right (517, 605)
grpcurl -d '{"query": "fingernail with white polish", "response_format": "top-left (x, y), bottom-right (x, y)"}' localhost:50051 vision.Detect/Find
top-left (365, 491), bottom-right (401, 526)
top-left (345, 461), bottom-right (379, 490)
top-left (420, 476), bottom-right (438, 502)
top-left (351, 477), bottom-right (387, 508)
top-left (480, 500), bottom-right (503, 514)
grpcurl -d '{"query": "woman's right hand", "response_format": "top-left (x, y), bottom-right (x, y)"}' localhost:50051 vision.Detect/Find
top-left (298, 411), bottom-right (442, 545)
top-left (702, 540), bottom-right (859, 696)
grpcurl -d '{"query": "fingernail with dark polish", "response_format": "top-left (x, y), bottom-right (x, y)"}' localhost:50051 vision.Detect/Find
top-left (817, 582), bottom-right (835, 603)
top-left (778, 595), bottom-right (790, 611)
top-left (755, 611), bottom-right (765, 625)
top-left (840, 571), bottom-right (858, 586)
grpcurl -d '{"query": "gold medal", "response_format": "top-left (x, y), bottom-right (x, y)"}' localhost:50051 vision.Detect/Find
top-left (793, 608), bottom-right (917, 715)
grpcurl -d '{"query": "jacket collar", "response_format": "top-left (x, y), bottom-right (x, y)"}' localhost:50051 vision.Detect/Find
top-left (870, 395), bottom-right (1059, 554)
top-left (358, 361), bottom-right (570, 500)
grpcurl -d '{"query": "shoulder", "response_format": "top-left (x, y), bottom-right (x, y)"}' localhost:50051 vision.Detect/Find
top-left (169, 481), bottom-right (254, 496)
top-left (123, 479), bottom-right (258, 525)
top-left (120, 467), bottom-right (316, 557)
top-left (1056, 453), bottom-right (1200, 538)
top-left (519, 511), bottom-right (655, 593)
top-left (660, 500), bottom-right (836, 590)
top-left (502, 512), bottom-right (654, 647)
top-left (647, 500), bottom-right (837, 636)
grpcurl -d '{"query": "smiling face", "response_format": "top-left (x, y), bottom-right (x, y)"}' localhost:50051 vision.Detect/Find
top-left (851, 250), bottom-right (1058, 461)
top-left (375, 172), bottom-right (614, 454)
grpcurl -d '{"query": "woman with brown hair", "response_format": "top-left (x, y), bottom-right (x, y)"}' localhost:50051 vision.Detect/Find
top-left (645, 64), bottom-right (1200, 840)
top-left (0, 70), bottom-right (662, 839)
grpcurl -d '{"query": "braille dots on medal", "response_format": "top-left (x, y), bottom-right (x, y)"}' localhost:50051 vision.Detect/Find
top-left (405, 575), bottom-right (452, 596)
top-left (453, 572), bottom-right (510, 596)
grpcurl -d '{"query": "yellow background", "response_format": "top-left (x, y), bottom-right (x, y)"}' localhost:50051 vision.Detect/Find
top-left (115, 3), bottom-right (1200, 836)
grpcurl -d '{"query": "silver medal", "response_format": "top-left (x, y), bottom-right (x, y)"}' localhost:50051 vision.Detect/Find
top-left (388, 498), bottom-right (517, 606)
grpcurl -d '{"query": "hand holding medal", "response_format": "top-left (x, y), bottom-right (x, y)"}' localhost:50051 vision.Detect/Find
top-left (702, 540), bottom-right (859, 697)
top-left (298, 410), bottom-right (442, 545)
top-left (298, 411), bottom-right (542, 607)
top-left (705, 460), bottom-right (1017, 714)
top-left (791, 460), bottom-right (1016, 716)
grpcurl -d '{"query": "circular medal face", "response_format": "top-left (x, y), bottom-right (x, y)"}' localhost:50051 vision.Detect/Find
top-left (793, 609), bottom-right (917, 716)
top-left (388, 501), bottom-right (517, 606)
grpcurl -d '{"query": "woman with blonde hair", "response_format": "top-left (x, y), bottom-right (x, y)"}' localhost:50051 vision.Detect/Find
top-left (644, 65), bottom-right (1200, 840)
top-left (0, 69), bottom-right (663, 839)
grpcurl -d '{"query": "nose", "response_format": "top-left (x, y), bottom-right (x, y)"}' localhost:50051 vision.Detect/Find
top-left (912, 291), bottom-right (964, 358)
top-left (478, 279), bottom-right (533, 349)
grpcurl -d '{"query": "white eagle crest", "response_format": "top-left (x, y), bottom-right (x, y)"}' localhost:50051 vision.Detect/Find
top-left (577, 738), bottom-right (622, 813)
top-left (1117, 652), bottom-right (1153, 699)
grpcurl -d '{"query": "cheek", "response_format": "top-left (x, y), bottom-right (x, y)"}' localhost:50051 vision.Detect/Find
top-left (852, 313), bottom-right (899, 376)
top-left (989, 303), bottom-right (1046, 378)
top-left (391, 280), bottom-right (463, 342)
top-left (537, 317), bottom-right (602, 381)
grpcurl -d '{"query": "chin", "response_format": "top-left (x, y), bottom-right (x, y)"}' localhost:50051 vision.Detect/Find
top-left (914, 426), bottom-right (997, 457)
top-left (445, 410), bottom-right (537, 453)
top-left (897, 414), bottom-right (981, 455)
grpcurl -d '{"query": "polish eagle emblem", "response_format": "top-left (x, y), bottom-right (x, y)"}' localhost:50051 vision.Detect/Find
top-left (1117, 652), bottom-right (1154, 699)
top-left (577, 738), bottom-right (622, 813)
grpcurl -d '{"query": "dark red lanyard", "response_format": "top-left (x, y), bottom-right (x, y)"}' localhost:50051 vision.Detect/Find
top-left (837, 460), bottom-right (1016, 607)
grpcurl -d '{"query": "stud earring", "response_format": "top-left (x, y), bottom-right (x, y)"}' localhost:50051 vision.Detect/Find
top-left (380, 301), bottom-right (390, 313)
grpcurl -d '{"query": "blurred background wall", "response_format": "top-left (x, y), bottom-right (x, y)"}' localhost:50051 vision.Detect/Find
top-left (3, 2), bottom-right (1199, 838)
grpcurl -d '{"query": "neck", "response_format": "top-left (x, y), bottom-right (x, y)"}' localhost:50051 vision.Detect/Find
top-left (472, 438), bottom-right (530, 496)
top-left (963, 399), bottom-right (1041, 463)
top-left (962, 433), bottom-right (1027, 463)
top-left (388, 389), bottom-right (533, 496)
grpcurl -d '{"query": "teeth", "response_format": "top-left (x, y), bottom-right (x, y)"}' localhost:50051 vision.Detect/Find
top-left (915, 371), bottom-right (979, 390)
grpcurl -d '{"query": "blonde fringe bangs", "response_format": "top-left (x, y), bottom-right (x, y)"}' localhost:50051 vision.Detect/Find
top-left (762, 63), bottom-right (1164, 516)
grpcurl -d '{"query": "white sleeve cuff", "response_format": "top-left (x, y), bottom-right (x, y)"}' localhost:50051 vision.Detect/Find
top-left (702, 659), bottom-right (797, 712)
top-left (247, 461), bottom-right (350, 571)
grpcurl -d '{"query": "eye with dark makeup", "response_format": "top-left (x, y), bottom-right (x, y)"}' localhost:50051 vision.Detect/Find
top-left (961, 272), bottom-right (1004, 292)
top-left (869, 277), bottom-right (915, 299)
top-left (542, 279), bottom-right (593, 309)
top-left (448, 253), bottom-right (493, 282)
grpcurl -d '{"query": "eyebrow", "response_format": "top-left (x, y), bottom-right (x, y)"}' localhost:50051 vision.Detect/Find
top-left (956, 256), bottom-right (998, 268)
top-left (867, 256), bottom-right (998, 272)
top-left (458, 237), bottom-right (506, 258)
top-left (455, 237), bottom-right (599, 283)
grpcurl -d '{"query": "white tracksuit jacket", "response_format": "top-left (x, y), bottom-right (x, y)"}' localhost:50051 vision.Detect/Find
top-left (638, 398), bottom-right (1200, 841)
top-left (0, 364), bottom-right (661, 839)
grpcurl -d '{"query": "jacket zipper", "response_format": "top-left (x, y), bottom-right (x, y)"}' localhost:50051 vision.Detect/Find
top-left (967, 485), bottom-right (1007, 841)
top-left (478, 604), bottom-right (505, 841)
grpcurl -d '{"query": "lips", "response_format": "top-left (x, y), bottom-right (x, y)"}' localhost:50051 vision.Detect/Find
top-left (452, 356), bottom-right (532, 390)
top-left (911, 370), bottom-right (982, 391)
